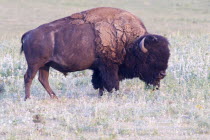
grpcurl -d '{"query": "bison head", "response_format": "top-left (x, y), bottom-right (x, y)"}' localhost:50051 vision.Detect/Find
top-left (134, 34), bottom-right (170, 89)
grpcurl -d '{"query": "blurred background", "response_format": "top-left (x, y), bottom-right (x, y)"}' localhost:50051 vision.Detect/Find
top-left (0, 0), bottom-right (209, 36)
top-left (0, 0), bottom-right (209, 139)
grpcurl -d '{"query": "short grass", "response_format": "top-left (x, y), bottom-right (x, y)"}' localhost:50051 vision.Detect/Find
top-left (0, 0), bottom-right (209, 139)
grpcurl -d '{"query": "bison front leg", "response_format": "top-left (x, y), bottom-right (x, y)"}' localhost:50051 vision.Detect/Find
top-left (99, 64), bottom-right (119, 93)
top-left (92, 69), bottom-right (104, 96)
top-left (38, 66), bottom-right (58, 99)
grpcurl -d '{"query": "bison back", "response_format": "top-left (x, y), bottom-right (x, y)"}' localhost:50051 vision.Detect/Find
top-left (71, 7), bottom-right (148, 64)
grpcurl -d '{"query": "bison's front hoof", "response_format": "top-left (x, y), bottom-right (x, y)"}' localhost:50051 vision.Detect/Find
top-left (98, 88), bottom-right (104, 97)
top-left (24, 96), bottom-right (31, 101)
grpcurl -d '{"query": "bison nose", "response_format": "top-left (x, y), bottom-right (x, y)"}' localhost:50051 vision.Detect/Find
top-left (158, 71), bottom-right (166, 79)
top-left (160, 71), bottom-right (166, 76)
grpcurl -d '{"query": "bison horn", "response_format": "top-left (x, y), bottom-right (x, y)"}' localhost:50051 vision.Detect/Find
top-left (139, 37), bottom-right (148, 53)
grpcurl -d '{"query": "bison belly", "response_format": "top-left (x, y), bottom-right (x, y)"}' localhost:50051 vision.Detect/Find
top-left (50, 23), bottom-right (96, 72)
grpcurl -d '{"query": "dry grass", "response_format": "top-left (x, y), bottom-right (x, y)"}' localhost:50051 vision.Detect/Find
top-left (0, 0), bottom-right (209, 139)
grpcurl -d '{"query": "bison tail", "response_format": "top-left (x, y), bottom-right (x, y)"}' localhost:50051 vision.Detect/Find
top-left (20, 31), bottom-right (30, 54)
top-left (20, 42), bottom-right (24, 54)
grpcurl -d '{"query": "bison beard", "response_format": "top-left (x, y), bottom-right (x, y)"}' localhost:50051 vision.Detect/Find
top-left (21, 7), bottom-right (170, 100)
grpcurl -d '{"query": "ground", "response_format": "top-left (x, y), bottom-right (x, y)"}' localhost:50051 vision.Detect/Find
top-left (0, 0), bottom-right (209, 139)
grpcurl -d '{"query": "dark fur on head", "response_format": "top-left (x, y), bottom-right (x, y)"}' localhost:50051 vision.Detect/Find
top-left (119, 34), bottom-right (170, 89)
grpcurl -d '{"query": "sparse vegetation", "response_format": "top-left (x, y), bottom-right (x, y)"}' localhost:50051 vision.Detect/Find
top-left (0, 0), bottom-right (209, 139)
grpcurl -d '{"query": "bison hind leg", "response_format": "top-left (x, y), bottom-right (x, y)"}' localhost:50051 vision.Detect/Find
top-left (24, 65), bottom-right (40, 100)
top-left (38, 66), bottom-right (58, 99)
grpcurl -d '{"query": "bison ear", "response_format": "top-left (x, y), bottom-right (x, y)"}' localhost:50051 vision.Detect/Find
top-left (139, 37), bottom-right (148, 53)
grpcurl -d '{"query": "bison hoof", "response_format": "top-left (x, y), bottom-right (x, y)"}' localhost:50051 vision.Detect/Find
top-left (98, 88), bottom-right (104, 97)
top-left (50, 94), bottom-right (58, 99)
top-left (24, 96), bottom-right (31, 101)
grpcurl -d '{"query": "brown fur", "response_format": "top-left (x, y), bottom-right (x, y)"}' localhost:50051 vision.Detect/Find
top-left (84, 7), bottom-right (147, 63)
top-left (21, 7), bottom-right (170, 100)
top-left (67, 7), bottom-right (147, 64)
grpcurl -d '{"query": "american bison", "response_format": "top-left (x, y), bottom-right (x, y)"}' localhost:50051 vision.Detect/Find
top-left (21, 7), bottom-right (170, 100)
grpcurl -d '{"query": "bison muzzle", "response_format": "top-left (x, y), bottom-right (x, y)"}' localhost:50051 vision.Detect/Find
top-left (21, 7), bottom-right (170, 100)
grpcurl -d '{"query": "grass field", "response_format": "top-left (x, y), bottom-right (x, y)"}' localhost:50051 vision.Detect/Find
top-left (0, 0), bottom-right (209, 139)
